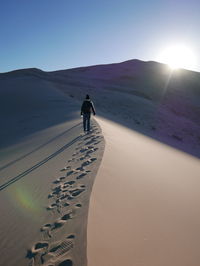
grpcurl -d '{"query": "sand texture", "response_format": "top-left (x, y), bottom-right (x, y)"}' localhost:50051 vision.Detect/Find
top-left (1, 60), bottom-right (200, 266)
top-left (88, 117), bottom-right (200, 266)
top-left (0, 75), bottom-right (104, 266)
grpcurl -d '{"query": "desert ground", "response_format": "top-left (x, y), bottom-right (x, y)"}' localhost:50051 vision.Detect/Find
top-left (0, 60), bottom-right (200, 266)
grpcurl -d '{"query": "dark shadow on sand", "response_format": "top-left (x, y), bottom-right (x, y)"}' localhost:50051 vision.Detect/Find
top-left (0, 77), bottom-right (80, 151)
top-left (98, 111), bottom-right (200, 159)
top-left (0, 134), bottom-right (82, 191)
top-left (0, 122), bottom-right (81, 172)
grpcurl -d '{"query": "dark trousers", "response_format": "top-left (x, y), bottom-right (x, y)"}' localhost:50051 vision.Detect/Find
top-left (83, 113), bottom-right (91, 131)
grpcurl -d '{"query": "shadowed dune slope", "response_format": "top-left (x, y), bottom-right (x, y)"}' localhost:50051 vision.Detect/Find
top-left (2, 59), bottom-right (199, 157)
top-left (0, 73), bottom-right (104, 266)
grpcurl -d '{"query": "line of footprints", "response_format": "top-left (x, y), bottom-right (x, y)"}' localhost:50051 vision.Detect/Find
top-left (27, 126), bottom-right (102, 266)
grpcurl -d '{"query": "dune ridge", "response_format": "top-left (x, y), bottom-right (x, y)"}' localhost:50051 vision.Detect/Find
top-left (2, 59), bottom-right (199, 157)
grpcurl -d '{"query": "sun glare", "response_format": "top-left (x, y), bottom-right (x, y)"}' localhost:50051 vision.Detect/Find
top-left (158, 44), bottom-right (196, 70)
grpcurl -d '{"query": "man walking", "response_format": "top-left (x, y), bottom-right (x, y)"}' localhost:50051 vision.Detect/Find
top-left (81, 94), bottom-right (96, 132)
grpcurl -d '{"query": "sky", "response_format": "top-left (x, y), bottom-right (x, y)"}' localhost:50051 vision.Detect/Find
top-left (0, 0), bottom-right (199, 72)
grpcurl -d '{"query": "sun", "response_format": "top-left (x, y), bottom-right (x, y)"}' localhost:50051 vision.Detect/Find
top-left (158, 44), bottom-right (196, 70)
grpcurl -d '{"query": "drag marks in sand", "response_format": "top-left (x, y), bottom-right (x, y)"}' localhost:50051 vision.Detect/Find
top-left (26, 125), bottom-right (103, 266)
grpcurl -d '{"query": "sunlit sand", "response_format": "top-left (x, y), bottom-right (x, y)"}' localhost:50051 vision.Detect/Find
top-left (88, 117), bottom-right (200, 266)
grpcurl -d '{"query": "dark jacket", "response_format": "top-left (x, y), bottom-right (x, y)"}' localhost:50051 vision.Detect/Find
top-left (81, 99), bottom-right (96, 115)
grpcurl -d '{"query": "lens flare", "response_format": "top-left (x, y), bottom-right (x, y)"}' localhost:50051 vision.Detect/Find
top-left (8, 184), bottom-right (42, 220)
top-left (158, 44), bottom-right (196, 70)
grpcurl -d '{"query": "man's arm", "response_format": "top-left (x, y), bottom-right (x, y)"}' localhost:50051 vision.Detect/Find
top-left (91, 101), bottom-right (96, 115)
top-left (81, 102), bottom-right (84, 115)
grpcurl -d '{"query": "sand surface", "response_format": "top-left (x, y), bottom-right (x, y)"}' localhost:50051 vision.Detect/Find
top-left (88, 117), bottom-right (200, 266)
top-left (0, 77), bottom-right (104, 266)
top-left (1, 61), bottom-right (200, 266)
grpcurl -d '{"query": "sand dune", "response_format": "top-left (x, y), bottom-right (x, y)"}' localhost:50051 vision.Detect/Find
top-left (51, 60), bottom-right (200, 158)
top-left (0, 76), bottom-right (104, 266)
top-left (1, 59), bottom-right (200, 266)
top-left (88, 117), bottom-right (200, 266)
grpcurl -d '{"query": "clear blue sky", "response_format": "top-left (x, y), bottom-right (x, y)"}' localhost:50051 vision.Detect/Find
top-left (0, 0), bottom-right (199, 72)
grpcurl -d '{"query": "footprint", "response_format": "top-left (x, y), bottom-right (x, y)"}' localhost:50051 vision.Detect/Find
top-left (75, 203), bottom-right (82, 208)
top-left (41, 239), bottom-right (74, 265)
top-left (69, 188), bottom-right (85, 197)
top-left (59, 193), bottom-right (70, 201)
top-left (49, 240), bottom-right (73, 254)
top-left (41, 224), bottom-right (52, 232)
top-left (53, 179), bottom-right (61, 184)
top-left (68, 158), bottom-right (75, 163)
top-left (67, 234), bottom-right (75, 239)
top-left (56, 198), bottom-right (61, 204)
top-left (67, 195), bottom-right (74, 201)
top-left (46, 203), bottom-right (57, 210)
top-left (79, 155), bottom-right (88, 161)
top-left (61, 186), bottom-right (69, 193)
top-left (58, 259), bottom-right (73, 266)
top-left (52, 185), bottom-right (63, 195)
top-left (28, 241), bottom-right (49, 257)
top-left (88, 145), bottom-right (95, 149)
top-left (67, 170), bottom-right (75, 176)
top-left (86, 149), bottom-right (95, 155)
top-left (81, 160), bottom-right (90, 167)
top-left (76, 173), bottom-right (87, 179)
top-left (53, 211), bottom-right (73, 229)
top-left (61, 166), bottom-right (71, 172)
top-left (81, 158), bottom-right (97, 167)
top-left (34, 242), bottom-right (48, 250)
top-left (53, 176), bottom-right (65, 184)
top-left (40, 224), bottom-right (52, 238)
top-left (80, 147), bottom-right (89, 153)
top-left (48, 193), bottom-right (54, 199)
top-left (65, 180), bottom-right (76, 186)
top-left (63, 202), bottom-right (70, 207)
top-left (75, 166), bottom-right (85, 172)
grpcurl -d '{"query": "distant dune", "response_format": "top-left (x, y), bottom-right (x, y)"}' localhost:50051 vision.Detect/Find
top-left (1, 59), bottom-right (199, 157)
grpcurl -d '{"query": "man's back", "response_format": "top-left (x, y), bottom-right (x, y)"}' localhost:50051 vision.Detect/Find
top-left (81, 99), bottom-right (95, 115)
top-left (81, 100), bottom-right (92, 113)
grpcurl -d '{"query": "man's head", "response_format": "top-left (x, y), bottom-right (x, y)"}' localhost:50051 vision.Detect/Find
top-left (86, 94), bottom-right (90, 99)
